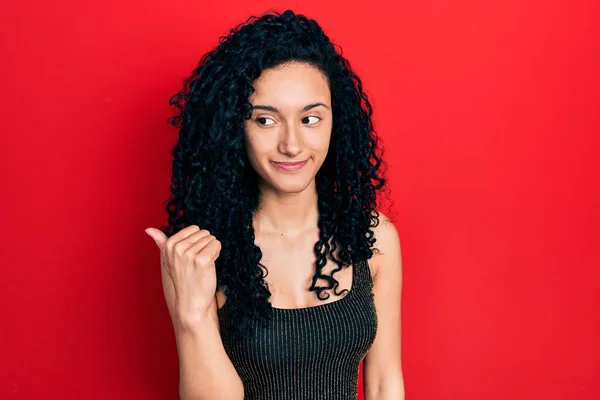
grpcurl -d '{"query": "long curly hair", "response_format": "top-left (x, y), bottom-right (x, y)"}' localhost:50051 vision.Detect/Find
top-left (159, 9), bottom-right (392, 340)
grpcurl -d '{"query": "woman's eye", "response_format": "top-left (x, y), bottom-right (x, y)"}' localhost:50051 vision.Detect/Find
top-left (303, 116), bottom-right (320, 125)
top-left (256, 117), bottom-right (275, 126)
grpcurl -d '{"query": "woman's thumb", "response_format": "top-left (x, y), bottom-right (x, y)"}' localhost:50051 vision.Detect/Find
top-left (145, 228), bottom-right (167, 250)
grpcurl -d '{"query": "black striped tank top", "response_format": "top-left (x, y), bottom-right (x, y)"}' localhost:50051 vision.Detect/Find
top-left (217, 259), bottom-right (378, 400)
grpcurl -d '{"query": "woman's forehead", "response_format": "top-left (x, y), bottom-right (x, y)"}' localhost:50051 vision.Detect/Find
top-left (250, 64), bottom-right (331, 110)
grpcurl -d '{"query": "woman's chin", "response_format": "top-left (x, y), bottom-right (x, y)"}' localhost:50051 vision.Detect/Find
top-left (261, 177), bottom-right (315, 194)
top-left (276, 182), bottom-right (312, 194)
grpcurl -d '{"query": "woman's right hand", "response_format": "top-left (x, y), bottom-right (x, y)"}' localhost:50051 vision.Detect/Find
top-left (145, 225), bottom-right (222, 322)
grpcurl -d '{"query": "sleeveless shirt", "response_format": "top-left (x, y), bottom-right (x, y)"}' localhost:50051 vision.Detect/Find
top-left (217, 259), bottom-right (378, 400)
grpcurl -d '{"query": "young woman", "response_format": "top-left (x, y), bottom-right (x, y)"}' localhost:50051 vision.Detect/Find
top-left (145, 9), bottom-right (404, 399)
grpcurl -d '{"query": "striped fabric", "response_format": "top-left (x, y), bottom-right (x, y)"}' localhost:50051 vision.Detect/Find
top-left (217, 259), bottom-right (379, 399)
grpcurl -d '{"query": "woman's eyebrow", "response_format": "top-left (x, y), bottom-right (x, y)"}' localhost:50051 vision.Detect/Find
top-left (251, 102), bottom-right (330, 113)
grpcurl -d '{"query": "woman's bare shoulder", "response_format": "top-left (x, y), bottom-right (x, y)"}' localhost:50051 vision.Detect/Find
top-left (369, 209), bottom-right (401, 280)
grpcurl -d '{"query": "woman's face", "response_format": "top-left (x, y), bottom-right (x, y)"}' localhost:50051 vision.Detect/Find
top-left (244, 61), bottom-right (333, 194)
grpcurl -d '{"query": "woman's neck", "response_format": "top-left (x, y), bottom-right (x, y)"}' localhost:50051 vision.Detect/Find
top-left (253, 185), bottom-right (319, 237)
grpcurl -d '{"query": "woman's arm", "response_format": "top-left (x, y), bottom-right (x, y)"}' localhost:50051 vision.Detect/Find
top-left (363, 211), bottom-right (405, 400)
top-left (162, 266), bottom-right (244, 400)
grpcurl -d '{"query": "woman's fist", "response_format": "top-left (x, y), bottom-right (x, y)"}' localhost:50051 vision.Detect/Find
top-left (145, 225), bottom-right (221, 323)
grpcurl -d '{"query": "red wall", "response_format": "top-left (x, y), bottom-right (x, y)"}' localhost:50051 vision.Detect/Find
top-left (2, 1), bottom-right (599, 399)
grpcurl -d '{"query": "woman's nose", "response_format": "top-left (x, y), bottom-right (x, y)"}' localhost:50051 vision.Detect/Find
top-left (279, 125), bottom-right (302, 156)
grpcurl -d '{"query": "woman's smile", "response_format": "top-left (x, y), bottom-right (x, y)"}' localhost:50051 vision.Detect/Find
top-left (271, 159), bottom-right (308, 172)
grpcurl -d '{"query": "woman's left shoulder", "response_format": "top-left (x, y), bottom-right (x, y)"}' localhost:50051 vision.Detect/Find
top-left (369, 209), bottom-right (402, 280)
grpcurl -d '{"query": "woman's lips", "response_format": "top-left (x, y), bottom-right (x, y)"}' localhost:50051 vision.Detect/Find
top-left (272, 160), bottom-right (308, 172)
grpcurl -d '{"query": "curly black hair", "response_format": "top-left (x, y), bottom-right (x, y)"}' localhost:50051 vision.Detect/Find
top-left (159, 9), bottom-right (392, 341)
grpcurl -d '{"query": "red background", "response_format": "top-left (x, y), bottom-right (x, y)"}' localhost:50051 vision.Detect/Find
top-left (2, 0), bottom-right (599, 399)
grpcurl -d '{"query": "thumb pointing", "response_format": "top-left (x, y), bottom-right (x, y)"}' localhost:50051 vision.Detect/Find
top-left (145, 228), bottom-right (166, 249)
